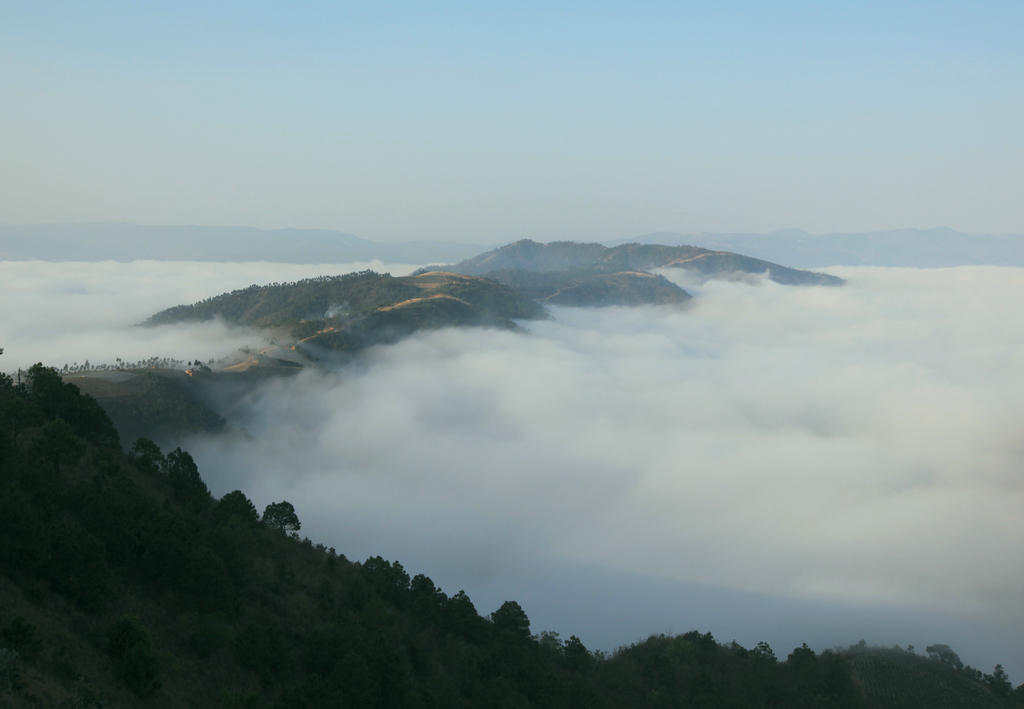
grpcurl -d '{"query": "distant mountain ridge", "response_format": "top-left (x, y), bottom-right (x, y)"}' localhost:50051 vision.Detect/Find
top-left (128, 235), bottom-right (851, 420)
top-left (4, 222), bottom-right (1022, 268)
top-left (434, 239), bottom-right (843, 288)
top-left (608, 228), bottom-right (1024, 268)
top-left (0, 222), bottom-right (490, 265)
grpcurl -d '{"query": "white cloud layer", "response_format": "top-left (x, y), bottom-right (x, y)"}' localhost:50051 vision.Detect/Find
top-left (2, 261), bottom-right (1021, 674)
top-left (0, 259), bottom-right (418, 370)
top-left (191, 266), bottom-right (1024, 607)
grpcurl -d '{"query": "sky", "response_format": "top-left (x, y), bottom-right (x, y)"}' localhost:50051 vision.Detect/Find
top-left (2, 260), bottom-right (1022, 677)
top-left (2, 2), bottom-right (1023, 240)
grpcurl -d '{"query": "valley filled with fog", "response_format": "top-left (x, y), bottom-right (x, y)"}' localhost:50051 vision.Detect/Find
top-left (3, 260), bottom-right (1022, 676)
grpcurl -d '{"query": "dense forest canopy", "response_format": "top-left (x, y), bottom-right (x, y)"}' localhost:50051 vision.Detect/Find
top-left (1, 352), bottom-right (1021, 708)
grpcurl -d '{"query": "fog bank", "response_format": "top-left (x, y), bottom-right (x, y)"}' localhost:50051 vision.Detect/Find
top-left (192, 265), bottom-right (1023, 673)
top-left (0, 259), bottom-right (418, 370)
top-left (2, 260), bottom-right (1021, 675)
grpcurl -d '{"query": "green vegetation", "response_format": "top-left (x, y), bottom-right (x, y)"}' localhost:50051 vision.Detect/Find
top-left (65, 369), bottom-right (228, 446)
top-left (144, 271), bottom-right (424, 329)
top-left (144, 270), bottom-right (545, 331)
top-left (399, 271), bottom-right (546, 321)
top-left (480, 268), bottom-right (692, 307)
top-left (1, 354), bottom-right (1020, 708)
top-left (263, 501), bottom-right (301, 532)
top-left (142, 270), bottom-right (547, 359)
top-left (298, 292), bottom-right (528, 356)
top-left (847, 645), bottom-right (1006, 709)
top-left (435, 239), bottom-right (845, 288)
top-left (133, 241), bottom-right (838, 371)
top-left (138, 241), bottom-right (840, 365)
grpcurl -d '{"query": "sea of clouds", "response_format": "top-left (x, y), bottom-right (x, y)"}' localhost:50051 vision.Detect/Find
top-left (2, 260), bottom-right (1022, 675)
top-left (0, 259), bottom-right (419, 370)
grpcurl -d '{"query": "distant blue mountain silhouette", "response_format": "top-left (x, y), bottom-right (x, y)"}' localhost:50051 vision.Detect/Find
top-left (0, 222), bottom-right (490, 264)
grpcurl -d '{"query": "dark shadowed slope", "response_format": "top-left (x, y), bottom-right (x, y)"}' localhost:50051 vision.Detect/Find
top-left (63, 369), bottom-right (229, 448)
top-left (1, 361), bottom-right (1019, 708)
top-left (848, 647), bottom-right (1004, 709)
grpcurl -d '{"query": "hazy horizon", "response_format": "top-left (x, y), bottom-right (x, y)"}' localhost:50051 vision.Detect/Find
top-left (3, 219), bottom-right (1024, 242)
top-left (6, 221), bottom-right (1024, 271)
top-left (3, 3), bottom-right (1022, 239)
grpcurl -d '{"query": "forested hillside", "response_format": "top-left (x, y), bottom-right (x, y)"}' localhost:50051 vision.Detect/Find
top-left (437, 240), bottom-right (844, 287)
top-left (143, 271), bottom-right (546, 359)
top-left (144, 271), bottom-right (544, 330)
top-left (1, 353), bottom-right (1021, 708)
top-left (461, 269), bottom-right (692, 307)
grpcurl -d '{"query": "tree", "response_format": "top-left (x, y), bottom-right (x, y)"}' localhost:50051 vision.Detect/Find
top-left (445, 590), bottom-right (488, 643)
top-left (263, 501), bottom-right (300, 531)
top-left (235, 616), bottom-right (288, 674)
top-left (45, 524), bottom-right (111, 612)
top-left (788, 644), bottom-right (824, 695)
top-left (24, 363), bottom-right (68, 418)
top-left (410, 574), bottom-right (447, 625)
top-left (129, 438), bottom-right (165, 475)
top-left (107, 615), bottom-right (161, 697)
top-left (983, 664), bottom-right (1012, 699)
top-left (563, 635), bottom-right (593, 671)
top-left (362, 557), bottom-right (410, 608)
top-left (163, 448), bottom-right (210, 508)
top-left (35, 418), bottom-right (86, 476)
top-left (491, 600), bottom-right (531, 641)
top-left (181, 547), bottom-right (233, 608)
top-left (0, 395), bottom-right (41, 445)
top-left (1, 616), bottom-right (38, 657)
top-left (0, 647), bottom-right (17, 693)
top-left (788, 643), bottom-right (816, 670)
top-left (925, 644), bottom-right (963, 672)
top-left (0, 355), bottom-right (12, 394)
top-left (21, 363), bottom-right (119, 448)
top-left (214, 490), bottom-right (260, 525)
top-left (752, 641), bottom-right (777, 662)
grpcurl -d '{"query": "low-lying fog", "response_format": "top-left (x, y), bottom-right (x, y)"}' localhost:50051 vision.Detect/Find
top-left (0, 259), bottom-right (419, 369)
top-left (3, 260), bottom-right (1022, 677)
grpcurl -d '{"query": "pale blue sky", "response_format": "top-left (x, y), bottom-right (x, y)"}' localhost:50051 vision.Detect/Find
top-left (2, 1), bottom-right (1022, 240)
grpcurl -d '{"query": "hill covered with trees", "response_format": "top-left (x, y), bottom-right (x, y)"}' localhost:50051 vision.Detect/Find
top-left (427, 239), bottom-right (844, 289)
top-left (143, 270), bottom-right (546, 361)
top-left (138, 240), bottom-right (841, 369)
top-left (146, 271), bottom-right (544, 331)
top-left (57, 241), bottom-right (843, 444)
top-left (2, 351), bottom-right (1022, 708)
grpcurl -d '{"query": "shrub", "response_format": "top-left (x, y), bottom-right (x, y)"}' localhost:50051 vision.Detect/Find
top-left (107, 614), bottom-right (160, 697)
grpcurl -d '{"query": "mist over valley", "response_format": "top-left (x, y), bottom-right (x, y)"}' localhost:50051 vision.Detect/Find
top-left (4, 254), bottom-right (1022, 684)
top-left (5, 2), bottom-right (1024, 703)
